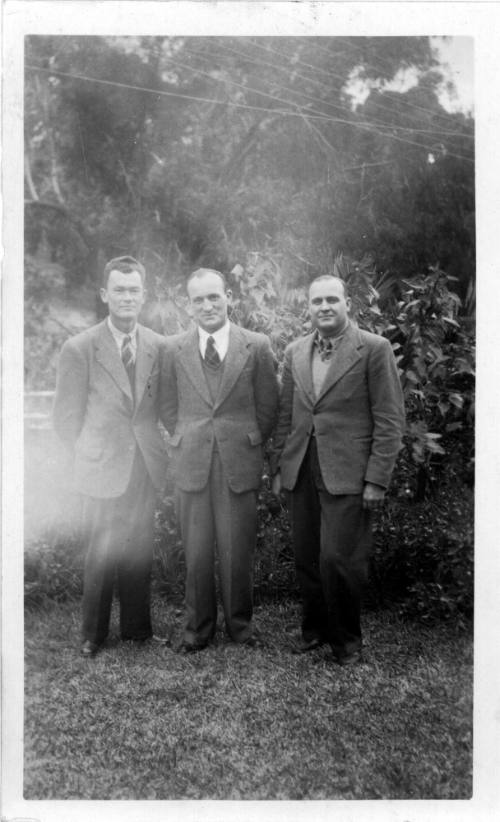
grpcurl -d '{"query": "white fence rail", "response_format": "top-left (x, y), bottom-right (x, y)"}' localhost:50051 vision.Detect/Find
top-left (25, 390), bottom-right (55, 430)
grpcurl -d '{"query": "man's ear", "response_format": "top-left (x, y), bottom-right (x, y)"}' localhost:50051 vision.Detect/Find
top-left (226, 289), bottom-right (233, 305)
top-left (100, 288), bottom-right (108, 305)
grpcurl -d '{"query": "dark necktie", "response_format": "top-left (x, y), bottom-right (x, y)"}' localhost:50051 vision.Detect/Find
top-left (121, 334), bottom-right (135, 388)
top-left (204, 335), bottom-right (221, 367)
top-left (315, 335), bottom-right (333, 362)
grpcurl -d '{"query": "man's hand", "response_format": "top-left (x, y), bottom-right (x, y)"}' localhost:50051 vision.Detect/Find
top-left (363, 482), bottom-right (385, 511)
top-left (271, 472), bottom-right (282, 496)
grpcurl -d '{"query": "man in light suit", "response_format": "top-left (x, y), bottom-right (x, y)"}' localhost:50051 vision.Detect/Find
top-left (271, 275), bottom-right (405, 665)
top-left (53, 256), bottom-right (168, 657)
top-left (162, 268), bottom-right (279, 652)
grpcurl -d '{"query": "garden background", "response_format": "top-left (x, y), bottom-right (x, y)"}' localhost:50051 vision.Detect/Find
top-left (21, 32), bottom-right (475, 800)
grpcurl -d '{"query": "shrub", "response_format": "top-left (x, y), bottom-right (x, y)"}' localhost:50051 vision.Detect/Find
top-left (24, 252), bottom-right (474, 625)
top-left (153, 493), bottom-right (185, 604)
top-left (24, 529), bottom-right (84, 607)
top-left (369, 477), bottom-right (473, 626)
top-left (254, 483), bottom-right (296, 603)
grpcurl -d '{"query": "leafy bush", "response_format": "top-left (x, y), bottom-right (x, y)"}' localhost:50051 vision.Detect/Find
top-left (369, 480), bottom-right (473, 626)
top-left (24, 252), bottom-right (474, 625)
top-left (153, 493), bottom-right (185, 604)
top-left (254, 483), bottom-right (296, 603)
top-left (24, 529), bottom-right (84, 607)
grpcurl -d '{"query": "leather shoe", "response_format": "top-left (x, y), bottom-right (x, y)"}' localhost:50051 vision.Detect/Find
top-left (240, 635), bottom-right (265, 649)
top-left (334, 650), bottom-right (363, 667)
top-left (151, 634), bottom-right (171, 646)
top-left (291, 637), bottom-right (324, 654)
top-left (123, 634), bottom-right (171, 646)
top-left (80, 640), bottom-right (100, 657)
top-left (179, 642), bottom-right (208, 654)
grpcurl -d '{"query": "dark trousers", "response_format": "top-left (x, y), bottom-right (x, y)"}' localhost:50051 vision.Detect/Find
top-left (81, 450), bottom-right (156, 644)
top-left (176, 450), bottom-right (257, 646)
top-left (290, 438), bottom-right (372, 658)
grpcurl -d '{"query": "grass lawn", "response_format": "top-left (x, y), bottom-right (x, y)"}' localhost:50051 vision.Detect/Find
top-left (24, 597), bottom-right (472, 800)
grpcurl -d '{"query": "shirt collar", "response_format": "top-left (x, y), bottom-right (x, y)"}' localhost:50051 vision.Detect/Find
top-left (313, 322), bottom-right (348, 360)
top-left (108, 316), bottom-right (138, 346)
top-left (198, 320), bottom-right (230, 349)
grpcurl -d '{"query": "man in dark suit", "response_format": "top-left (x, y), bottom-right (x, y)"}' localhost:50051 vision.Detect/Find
top-left (271, 275), bottom-right (405, 665)
top-left (53, 256), bottom-right (168, 657)
top-left (162, 268), bottom-right (279, 651)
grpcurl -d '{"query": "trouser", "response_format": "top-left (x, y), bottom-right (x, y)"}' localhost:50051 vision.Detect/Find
top-left (81, 450), bottom-right (156, 644)
top-left (176, 450), bottom-right (257, 646)
top-left (290, 438), bottom-right (372, 658)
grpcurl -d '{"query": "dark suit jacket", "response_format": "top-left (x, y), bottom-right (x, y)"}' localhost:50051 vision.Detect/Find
top-left (271, 323), bottom-right (405, 494)
top-left (161, 323), bottom-right (279, 493)
top-left (53, 320), bottom-right (168, 498)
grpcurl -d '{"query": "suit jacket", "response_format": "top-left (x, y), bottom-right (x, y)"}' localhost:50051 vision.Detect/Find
top-left (161, 323), bottom-right (279, 493)
top-left (271, 323), bottom-right (405, 495)
top-left (53, 320), bottom-right (168, 498)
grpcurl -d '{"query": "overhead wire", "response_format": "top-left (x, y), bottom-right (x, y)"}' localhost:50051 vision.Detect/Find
top-left (138, 40), bottom-right (474, 160)
top-left (199, 38), bottom-right (473, 141)
top-left (303, 34), bottom-right (441, 92)
top-left (247, 36), bottom-right (469, 132)
top-left (146, 43), bottom-right (474, 161)
top-left (25, 63), bottom-right (474, 164)
top-left (290, 35), bottom-right (471, 128)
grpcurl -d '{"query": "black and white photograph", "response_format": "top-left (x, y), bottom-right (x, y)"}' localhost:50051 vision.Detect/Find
top-left (1, 1), bottom-right (498, 820)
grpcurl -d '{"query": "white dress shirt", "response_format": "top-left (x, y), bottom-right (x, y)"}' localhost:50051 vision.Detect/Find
top-left (198, 321), bottom-right (230, 362)
top-left (108, 317), bottom-right (138, 362)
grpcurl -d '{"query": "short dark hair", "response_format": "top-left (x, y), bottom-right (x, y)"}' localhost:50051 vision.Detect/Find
top-left (186, 268), bottom-right (228, 293)
top-left (102, 256), bottom-right (146, 288)
top-left (309, 275), bottom-right (348, 298)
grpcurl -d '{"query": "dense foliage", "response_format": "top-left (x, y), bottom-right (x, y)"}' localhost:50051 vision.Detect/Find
top-left (25, 258), bottom-right (474, 622)
top-left (25, 36), bottom-right (474, 298)
top-left (24, 36), bottom-right (475, 623)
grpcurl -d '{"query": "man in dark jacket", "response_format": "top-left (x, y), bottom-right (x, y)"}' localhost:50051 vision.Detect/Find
top-left (162, 269), bottom-right (279, 651)
top-left (271, 275), bottom-right (405, 664)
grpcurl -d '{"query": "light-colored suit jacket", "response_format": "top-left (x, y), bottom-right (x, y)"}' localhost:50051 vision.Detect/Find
top-left (162, 323), bottom-right (279, 493)
top-left (271, 323), bottom-right (405, 494)
top-left (53, 320), bottom-right (168, 498)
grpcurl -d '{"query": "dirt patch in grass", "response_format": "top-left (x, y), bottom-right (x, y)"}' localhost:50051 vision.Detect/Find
top-left (24, 598), bottom-right (472, 799)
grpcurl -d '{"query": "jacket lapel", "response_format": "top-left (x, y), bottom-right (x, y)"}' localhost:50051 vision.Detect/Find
top-left (94, 321), bottom-right (134, 405)
top-left (177, 327), bottom-right (212, 407)
top-left (292, 335), bottom-right (316, 407)
top-left (213, 324), bottom-right (251, 410)
top-left (134, 326), bottom-right (156, 411)
top-left (316, 323), bottom-right (363, 402)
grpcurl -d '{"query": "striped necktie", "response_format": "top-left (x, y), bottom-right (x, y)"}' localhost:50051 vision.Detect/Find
top-left (121, 334), bottom-right (135, 387)
top-left (204, 335), bottom-right (221, 367)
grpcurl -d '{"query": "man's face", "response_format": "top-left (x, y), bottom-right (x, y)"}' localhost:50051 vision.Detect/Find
top-left (187, 272), bottom-right (230, 333)
top-left (100, 269), bottom-right (145, 327)
top-left (309, 278), bottom-right (351, 336)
